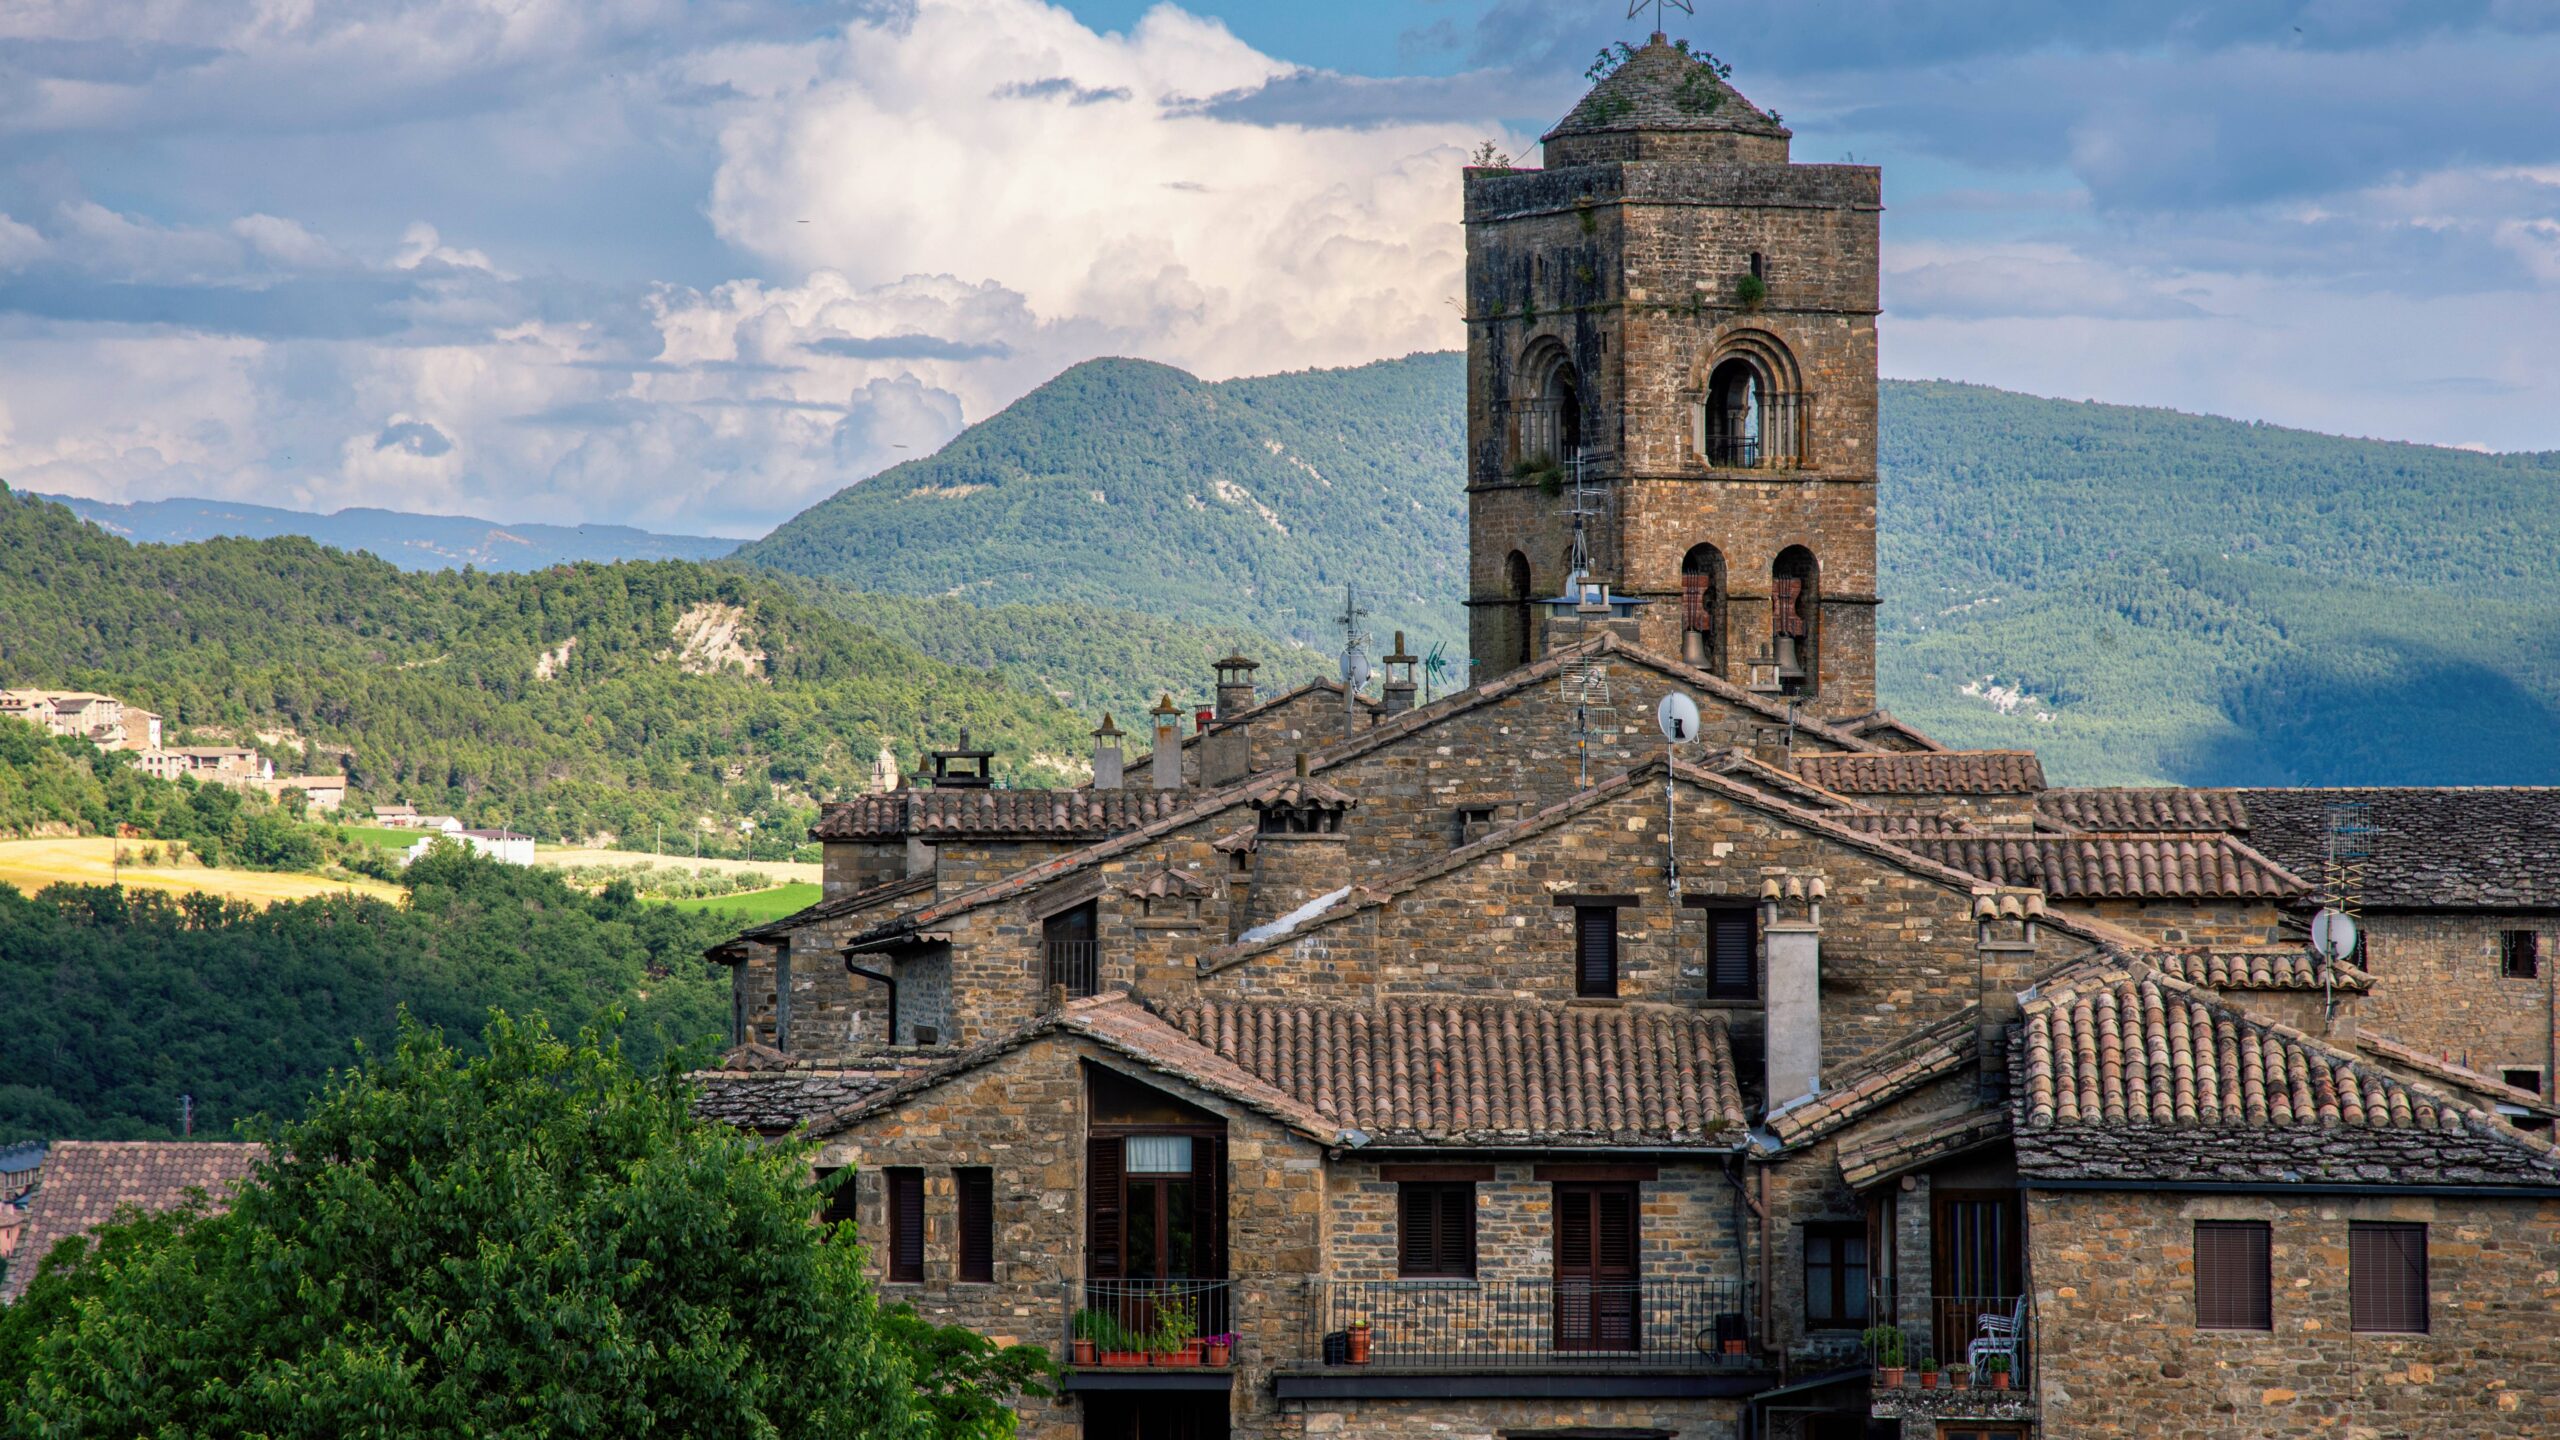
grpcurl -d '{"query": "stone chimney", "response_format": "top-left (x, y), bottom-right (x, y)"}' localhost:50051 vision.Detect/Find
top-left (1760, 871), bottom-right (1827, 1106)
top-left (1091, 712), bottom-right (1125, 791)
top-left (1242, 755), bottom-right (1357, 934)
top-left (1380, 632), bottom-right (1419, 716)
top-left (1150, 694), bottom-right (1184, 791)
top-left (1214, 654), bottom-right (1260, 718)
top-left (1972, 886), bottom-right (2044, 1101)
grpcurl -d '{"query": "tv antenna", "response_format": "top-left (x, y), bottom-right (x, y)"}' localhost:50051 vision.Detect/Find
top-left (1629, 0), bottom-right (1693, 33)
top-left (1336, 583), bottom-right (1372, 733)
top-left (1421, 642), bottom-right (1451, 704)
top-left (2315, 800), bottom-right (2374, 1022)
top-left (1657, 692), bottom-right (1700, 903)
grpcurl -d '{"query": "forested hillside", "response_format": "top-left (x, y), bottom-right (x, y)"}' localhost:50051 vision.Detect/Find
top-left (0, 488), bottom-right (1093, 843)
top-left (46, 493), bottom-right (734, 571)
top-left (741, 358), bottom-right (2560, 786)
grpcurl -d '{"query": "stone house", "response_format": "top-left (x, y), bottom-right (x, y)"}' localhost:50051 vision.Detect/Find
top-left (687, 35), bottom-right (2560, 1440)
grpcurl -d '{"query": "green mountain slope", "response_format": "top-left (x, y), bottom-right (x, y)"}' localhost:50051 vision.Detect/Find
top-left (735, 354), bottom-right (1469, 654)
top-left (740, 358), bottom-right (2560, 786)
top-left (44, 493), bottom-right (736, 571)
top-left (0, 487), bottom-right (1093, 844)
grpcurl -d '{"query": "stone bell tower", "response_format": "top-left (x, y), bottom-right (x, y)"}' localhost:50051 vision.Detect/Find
top-left (1462, 35), bottom-right (1880, 716)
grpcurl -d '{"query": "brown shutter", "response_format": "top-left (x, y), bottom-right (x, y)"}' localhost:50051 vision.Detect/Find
top-left (1399, 1184), bottom-right (1434, 1274)
top-left (2350, 1223), bottom-right (2427, 1332)
top-left (1086, 1137), bottom-right (1123, 1278)
top-left (1191, 1135), bottom-right (1225, 1279)
top-left (1441, 1186), bottom-right (1475, 1276)
top-left (956, 1168), bottom-right (993, 1283)
top-left (887, 1169), bottom-right (925, 1282)
top-left (1399, 1183), bottom-right (1477, 1277)
top-left (1708, 906), bottom-right (1755, 999)
top-left (1556, 1186), bottom-right (1592, 1271)
top-left (1577, 906), bottom-right (1618, 997)
top-left (2195, 1220), bottom-right (2270, 1329)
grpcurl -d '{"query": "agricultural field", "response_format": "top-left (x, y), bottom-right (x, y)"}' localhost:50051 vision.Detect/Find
top-left (0, 837), bottom-right (401, 907)
top-left (664, 881), bottom-right (822, 923)
top-left (532, 847), bottom-right (822, 887)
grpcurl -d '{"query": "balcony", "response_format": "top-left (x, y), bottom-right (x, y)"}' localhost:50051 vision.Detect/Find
top-left (1275, 1278), bottom-right (1767, 1402)
top-left (1060, 1279), bottom-right (1237, 1394)
top-left (1860, 1294), bottom-right (2037, 1424)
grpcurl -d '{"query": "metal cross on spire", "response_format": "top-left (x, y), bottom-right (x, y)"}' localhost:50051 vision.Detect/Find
top-left (1628, 0), bottom-right (1694, 33)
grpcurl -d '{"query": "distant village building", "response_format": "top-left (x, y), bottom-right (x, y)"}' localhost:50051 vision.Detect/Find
top-left (405, 829), bottom-right (533, 866)
top-left (136, 746), bottom-right (274, 784)
top-left (0, 1142), bottom-right (263, 1304)
top-left (258, 775), bottom-right (347, 812)
top-left (0, 689), bottom-right (155, 749)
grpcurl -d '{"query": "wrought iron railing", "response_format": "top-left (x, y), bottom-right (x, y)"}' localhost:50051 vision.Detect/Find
top-left (1062, 1278), bottom-right (1236, 1367)
top-left (1304, 1278), bottom-right (1751, 1369)
top-left (1044, 940), bottom-right (1098, 998)
top-left (1702, 435), bottom-right (1763, 468)
top-left (1859, 1294), bottom-right (2032, 1389)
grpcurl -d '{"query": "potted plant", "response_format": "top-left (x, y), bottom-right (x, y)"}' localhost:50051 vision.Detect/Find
top-left (1346, 1318), bottom-right (1373, 1365)
top-left (1093, 1315), bottom-right (1147, 1368)
top-left (1069, 1308), bottom-right (1110, 1366)
top-left (1204, 1332), bottom-right (1236, 1367)
top-left (1985, 1354), bottom-right (2011, 1391)
top-left (1152, 1300), bottom-right (1201, 1367)
top-left (1919, 1357), bottom-right (1940, 1390)
top-left (1863, 1325), bottom-right (1906, 1388)
top-left (1948, 1364), bottom-right (1970, 1391)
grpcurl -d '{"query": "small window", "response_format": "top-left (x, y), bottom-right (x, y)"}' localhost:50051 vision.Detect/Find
top-left (1803, 1221), bottom-right (1868, 1328)
top-left (1456, 805), bottom-right (1499, 845)
top-left (817, 1165), bottom-right (860, 1231)
top-left (1749, 251), bottom-right (1765, 280)
top-left (1704, 904), bottom-right (1757, 1000)
top-left (886, 1167), bottom-right (925, 1283)
top-left (2350, 1222), bottom-right (2427, 1333)
top-left (2195, 1220), bottom-right (2271, 1330)
top-left (2504, 1067), bottom-right (2544, 1097)
top-left (2501, 930), bottom-right (2540, 979)
top-left (1124, 1134), bottom-right (1194, 1174)
top-left (955, 1167), bottom-right (994, 1283)
top-left (1575, 905), bottom-right (1619, 997)
top-left (1398, 1182), bottom-right (1477, 1278)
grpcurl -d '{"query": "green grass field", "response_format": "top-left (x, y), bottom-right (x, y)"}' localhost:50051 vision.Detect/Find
top-left (330, 824), bottom-right (422, 851)
top-left (661, 882), bottom-right (820, 923)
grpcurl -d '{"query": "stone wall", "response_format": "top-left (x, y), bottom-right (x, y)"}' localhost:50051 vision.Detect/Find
top-left (2358, 913), bottom-right (2559, 1089)
top-left (1287, 1397), bottom-right (1741, 1440)
top-left (2030, 1188), bottom-right (2560, 1440)
top-left (2067, 897), bottom-right (2294, 948)
top-left (1325, 1158), bottom-right (1744, 1288)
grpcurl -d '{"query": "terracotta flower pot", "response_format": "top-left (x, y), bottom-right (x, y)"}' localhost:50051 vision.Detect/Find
top-left (1205, 1342), bottom-right (1231, 1367)
top-left (1071, 1339), bottom-right (1095, 1366)
top-left (1992, 1371), bottom-right (2011, 1391)
top-left (1878, 1367), bottom-right (1904, 1389)
top-left (1347, 1328), bottom-right (1372, 1364)
top-left (1100, 1350), bottom-right (1146, 1369)
top-left (1920, 1371), bottom-right (1939, 1390)
top-left (1722, 1339), bottom-right (1747, 1356)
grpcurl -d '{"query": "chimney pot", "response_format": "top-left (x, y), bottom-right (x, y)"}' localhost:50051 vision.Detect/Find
top-left (1150, 694), bottom-right (1183, 791)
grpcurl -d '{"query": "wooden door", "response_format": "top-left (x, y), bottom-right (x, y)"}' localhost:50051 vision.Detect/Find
top-left (1931, 1190), bottom-right (2021, 1365)
top-left (1553, 1182), bottom-right (1639, 1352)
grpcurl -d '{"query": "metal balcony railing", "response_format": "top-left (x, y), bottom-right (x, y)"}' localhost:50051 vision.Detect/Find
top-left (1044, 940), bottom-right (1098, 998)
top-left (1859, 1294), bottom-right (2033, 1388)
top-left (1062, 1278), bottom-right (1237, 1367)
top-left (1304, 1278), bottom-right (1752, 1370)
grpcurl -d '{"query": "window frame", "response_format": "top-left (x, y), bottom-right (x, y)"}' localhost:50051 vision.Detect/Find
top-left (1397, 1181), bottom-right (1478, 1279)
top-left (1574, 904), bottom-right (1620, 998)
top-left (955, 1166), bottom-right (995, 1283)
top-left (2500, 929), bottom-right (2540, 979)
top-left (816, 1164), bottom-right (859, 1232)
top-left (885, 1166), bottom-right (926, 1284)
top-left (1801, 1219), bottom-right (1870, 1330)
top-left (2349, 1222), bottom-right (2428, 1334)
top-left (2193, 1220), bottom-right (2272, 1331)
top-left (1695, 900), bottom-right (1758, 1001)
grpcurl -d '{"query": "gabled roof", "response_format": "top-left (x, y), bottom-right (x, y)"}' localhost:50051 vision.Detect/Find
top-left (1895, 833), bottom-right (2311, 901)
top-left (2016, 967), bottom-right (2560, 1185)
top-left (812, 788), bottom-right (1193, 842)
top-left (806, 995), bottom-right (1345, 1145)
top-left (2232, 787), bottom-right (2560, 910)
top-left (2038, 787), bottom-right (2250, 833)
top-left (2131, 948), bottom-right (2372, 994)
top-left (1698, 747), bottom-right (1868, 811)
top-left (1835, 710), bottom-right (1948, 753)
top-left (1119, 678), bottom-right (1383, 773)
top-left (1765, 1009), bottom-right (1980, 1148)
top-left (1836, 1104), bottom-right (2011, 1190)
top-left (1159, 996), bottom-right (1746, 1146)
top-left (730, 870), bottom-right (935, 945)
top-left (1791, 750), bottom-right (2046, 796)
top-left (2354, 1031), bottom-right (2560, 1120)
top-left (2, 1141), bottom-right (264, 1302)
top-left (688, 1064), bottom-right (923, 1134)
top-left (1542, 36), bottom-right (1789, 145)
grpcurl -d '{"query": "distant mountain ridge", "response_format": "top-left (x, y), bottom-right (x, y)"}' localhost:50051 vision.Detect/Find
top-left (43, 493), bottom-right (736, 572)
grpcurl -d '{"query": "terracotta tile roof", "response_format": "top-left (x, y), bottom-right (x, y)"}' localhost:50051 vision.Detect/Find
top-left (1249, 776), bottom-right (1356, 812)
top-left (1117, 679), bottom-right (1383, 772)
top-left (2232, 787), bottom-right (2560, 909)
top-left (1766, 1009), bottom-right (1980, 1146)
top-left (2354, 1031), bottom-right (2560, 1119)
top-left (3, 1140), bottom-right (263, 1302)
top-left (1831, 813), bottom-right (1977, 838)
top-left (2037, 787), bottom-right (2250, 833)
top-left (2016, 969), bottom-right (2560, 1185)
top-left (2131, 948), bottom-right (2372, 993)
top-left (811, 788), bottom-right (1193, 842)
top-left (731, 870), bottom-right (936, 944)
top-left (1836, 1105), bottom-right (2011, 1190)
top-left (1895, 833), bottom-right (2311, 900)
top-left (1159, 997), bottom-right (1746, 1146)
top-left (1836, 710), bottom-right (1948, 753)
top-left (1700, 748), bottom-right (1869, 811)
top-left (1791, 750), bottom-right (2046, 796)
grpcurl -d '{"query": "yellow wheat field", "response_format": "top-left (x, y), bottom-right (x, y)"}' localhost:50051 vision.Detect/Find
top-left (0, 838), bottom-right (403, 908)
top-left (532, 846), bottom-right (822, 886)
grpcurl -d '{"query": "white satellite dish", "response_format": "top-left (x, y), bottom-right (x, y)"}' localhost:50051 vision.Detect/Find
top-left (1656, 692), bottom-right (1701, 745)
top-left (2309, 908), bottom-right (2359, 963)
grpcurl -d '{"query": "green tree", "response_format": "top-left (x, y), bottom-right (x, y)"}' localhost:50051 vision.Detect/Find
top-left (2, 1013), bottom-right (963, 1438)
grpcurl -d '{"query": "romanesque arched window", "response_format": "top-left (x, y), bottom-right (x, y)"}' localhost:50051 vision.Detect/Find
top-left (1506, 550), bottom-right (1535, 668)
top-left (1771, 545), bottom-right (1819, 696)
top-left (1517, 343), bottom-right (1583, 478)
top-left (1681, 543), bottom-right (1726, 672)
top-left (1694, 334), bottom-right (1804, 470)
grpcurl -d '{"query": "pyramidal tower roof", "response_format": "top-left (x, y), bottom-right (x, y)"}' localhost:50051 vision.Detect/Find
top-left (1542, 35), bottom-right (1791, 167)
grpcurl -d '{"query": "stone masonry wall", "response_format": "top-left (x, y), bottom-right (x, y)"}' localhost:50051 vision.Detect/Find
top-left (2358, 912), bottom-right (2560, 1090)
top-left (1288, 1397), bottom-right (1740, 1440)
top-left (2029, 1188), bottom-right (2560, 1440)
top-left (1326, 1157), bottom-right (1743, 1288)
top-left (2068, 897), bottom-right (2294, 948)
top-left (816, 1036), bottom-right (1326, 1440)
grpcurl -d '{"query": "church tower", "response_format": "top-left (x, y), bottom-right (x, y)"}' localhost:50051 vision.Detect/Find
top-left (1464, 36), bottom-right (1880, 716)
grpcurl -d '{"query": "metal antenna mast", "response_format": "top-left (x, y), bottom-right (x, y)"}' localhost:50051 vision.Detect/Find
top-left (1627, 0), bottom-right (1694, 34)
top-left (2320, 799), bottom-right (2374, 1023)
top-left (1336, 583), bottom-right (1372, 734)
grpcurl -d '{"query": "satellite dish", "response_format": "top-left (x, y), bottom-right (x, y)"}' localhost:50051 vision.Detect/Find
top-left (1656, 692), bottom-right (1701, 745)
top-left (1342, 649), bottom-right (1371, 688)
top-left (2309, 908), bottom-right (2359, 963)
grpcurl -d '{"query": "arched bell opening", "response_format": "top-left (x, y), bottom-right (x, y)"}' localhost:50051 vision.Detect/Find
top-left (1505, 549), bottom-right (1535, 669)
top-left (1770, 545), bottom-right (1819, 697)
top-left (1680, 543), bottom-right (1727, 673)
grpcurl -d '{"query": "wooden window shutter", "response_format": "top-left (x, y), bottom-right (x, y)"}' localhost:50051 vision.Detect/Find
top-left (2350, 1223), bottom-right (2427, 1333)
top-left (2194, 1220), bottom-right (2271, 1329)
top-left (1556, 1186), bottom-right (1593, 1270)
top-left (886, 1168), bottom-right (925, 1283)
top-left (1399, 1183), bottom-right (1476, 1278)
top-left (1576, 906), bottom-right (1619, 997)
top-left (1595, 1187), bottom-right (1637, 1277)
top-left (2504, 930), bottom-right (2540, 979)
top-left (1086, 1137), bottom-right (1123, 1278)
top-left (1191, 1135), bottom-right (1226, 1278)
top-left (955, 1168), bottom-right (993, 1283)
top-left (1708, 906), bottom-right (1756, 999)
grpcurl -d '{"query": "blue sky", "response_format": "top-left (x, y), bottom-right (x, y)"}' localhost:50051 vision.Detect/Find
top-left (1, 1), bottom-right (2554, 535)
